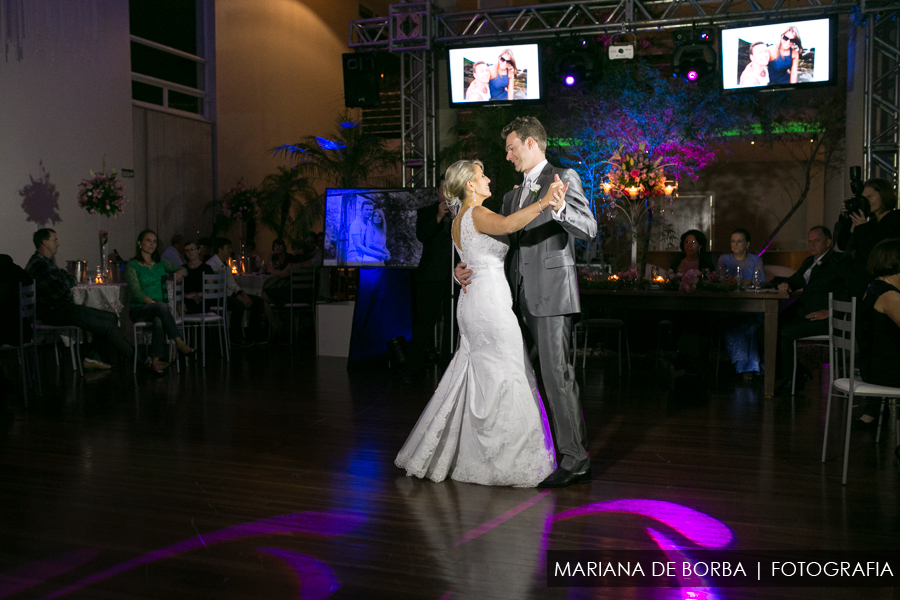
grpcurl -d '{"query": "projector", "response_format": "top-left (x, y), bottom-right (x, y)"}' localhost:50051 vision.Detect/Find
top-left (608, 44), bottom-right (634, 60)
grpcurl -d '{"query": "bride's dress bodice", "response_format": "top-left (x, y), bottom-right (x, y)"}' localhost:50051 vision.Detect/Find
top-left (455, 208), bottom-right (508, 272)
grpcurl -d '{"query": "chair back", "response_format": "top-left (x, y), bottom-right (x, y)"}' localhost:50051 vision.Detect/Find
top-left (173, 276), bottom-right (185, 316)
top-left (828, 293), bottom-right (857, 383)
top-left (289, 267), bottom-right (316, 305)
top-left (202, 272), bottom-right (227, 313)
top-left (18, 283), bottom-right (36, 347)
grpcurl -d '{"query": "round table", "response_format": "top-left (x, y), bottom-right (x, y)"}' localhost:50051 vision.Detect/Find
top-left (235, 274), bottom-right (270, 297)
top-left (72, 283), bottom-right (127, 316)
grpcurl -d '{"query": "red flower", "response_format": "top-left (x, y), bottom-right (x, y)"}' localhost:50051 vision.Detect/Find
top-left (630, 169), bottom-right (640, 178)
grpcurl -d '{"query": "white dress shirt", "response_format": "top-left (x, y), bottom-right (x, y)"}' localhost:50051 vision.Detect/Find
top-left (803, 249), bottom-right (830, 284)
top-left (206, 254), bottom-right (242, 296)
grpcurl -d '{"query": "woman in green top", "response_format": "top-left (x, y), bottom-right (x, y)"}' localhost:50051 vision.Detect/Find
top-left (125, 229), bottom-right (193, 373)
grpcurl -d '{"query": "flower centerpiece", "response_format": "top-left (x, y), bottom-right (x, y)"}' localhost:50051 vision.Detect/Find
top-left (77, 167), bottom-right (127, 282)
top-left (602, 142), bottom-right (677, 271)
top-left (219, 180), bottom-right (261, 263)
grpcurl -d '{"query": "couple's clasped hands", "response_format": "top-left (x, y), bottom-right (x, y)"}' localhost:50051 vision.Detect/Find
top-left (455, 174), bottom-right (568, 292)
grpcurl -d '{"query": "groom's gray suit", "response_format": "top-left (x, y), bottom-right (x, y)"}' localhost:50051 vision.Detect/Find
top-left (502, 164), bottom-right (597, 473)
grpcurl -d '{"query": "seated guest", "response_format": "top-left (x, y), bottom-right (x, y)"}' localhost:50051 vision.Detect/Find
top-left (26, 229), bottom-right (134, 370)
top-left (1, 254), bottom-right (33, 406)
top-left (774, 226), bottom-right (852, 393)
top-left (263, 238), bottom-right (296, 307)
top-left (718, 228), bottom-right (766, 378)
top-left (854, 238), bottom-right (900, 426)
top-left (244, 241), bottom-right (264, 273)
top-left (207, 237), bottom-right (266, 346)
top-left (268, 238), bottom-right (296, 271)
top-left (197, 237), bottom-right (214, 263)
top-left (670, 229), bottom-right (716, 274)
top-left (181, 240), bottom-right (214, 314)
top-left (125, 229), bottom-right (193, 374)
top-left (160, 234), bottom-right (185, 266)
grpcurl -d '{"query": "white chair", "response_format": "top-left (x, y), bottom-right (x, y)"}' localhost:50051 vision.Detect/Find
top-left (821, 293), bottom-right (900, 484)
top-left (571, 315), bottom-right (631, 375)
top-left (36, 322), bottom-right (83, 376)
top-left (179, 272), bottom-right (229, 368)
top-left (270, 267), bottom-right (316, 344)
top-left (132, 288), bottom-right (179, 374)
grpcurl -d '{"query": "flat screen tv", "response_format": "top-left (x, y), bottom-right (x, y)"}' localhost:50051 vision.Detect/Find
top-left (719, 17), bottom-right (835, 92)
top-left (447, 43), bottom-right (542, 106)
top-left (323, 188), bottom-right (438, 268)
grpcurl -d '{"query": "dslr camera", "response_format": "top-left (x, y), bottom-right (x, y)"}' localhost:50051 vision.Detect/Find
top-left (843, 166), bottom-right (869, 216)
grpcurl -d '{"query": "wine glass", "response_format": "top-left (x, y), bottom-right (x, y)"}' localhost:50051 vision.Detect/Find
top-left (752, 266), bottom-right (763, 290)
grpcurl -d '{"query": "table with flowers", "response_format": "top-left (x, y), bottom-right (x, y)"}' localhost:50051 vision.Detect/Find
top-left (579, 268), bottom-right (788, 396)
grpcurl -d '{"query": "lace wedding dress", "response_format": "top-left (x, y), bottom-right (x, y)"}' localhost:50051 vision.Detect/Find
top-left (395, 208), bottom-right (556, 487)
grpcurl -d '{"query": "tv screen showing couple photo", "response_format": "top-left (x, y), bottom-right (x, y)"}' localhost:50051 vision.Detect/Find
top-left (448, 43), bottom-right (541, 104)
top-left (720, 17), bottom-right (832, 90)
top-left (323, 188), bottom-right (438, 268)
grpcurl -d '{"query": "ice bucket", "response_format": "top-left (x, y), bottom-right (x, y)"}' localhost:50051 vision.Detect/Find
top-left (66, 260), bottom-right (88, 283)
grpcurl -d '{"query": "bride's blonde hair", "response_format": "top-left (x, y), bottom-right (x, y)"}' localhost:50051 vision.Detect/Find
top-left (443, 159), bottom-right (484, 208)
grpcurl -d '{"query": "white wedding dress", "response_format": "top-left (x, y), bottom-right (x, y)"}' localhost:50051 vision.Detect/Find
top-left (395, 208), bottom-right (556, 487)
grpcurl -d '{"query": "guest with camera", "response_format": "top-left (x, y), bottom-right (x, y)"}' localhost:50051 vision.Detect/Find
top-left (853, 238), bottom-right (900, 427)
top-left (774, 226), bottom-right (852, 393)
top-left (834, 177), bottom-right (900, 300)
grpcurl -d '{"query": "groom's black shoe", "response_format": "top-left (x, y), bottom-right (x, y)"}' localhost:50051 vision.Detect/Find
top-left (537, 467), bottom-right (592, 488)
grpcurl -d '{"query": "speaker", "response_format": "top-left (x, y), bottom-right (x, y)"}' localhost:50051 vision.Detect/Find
top-left (342, 53), bottom-right (380, 109)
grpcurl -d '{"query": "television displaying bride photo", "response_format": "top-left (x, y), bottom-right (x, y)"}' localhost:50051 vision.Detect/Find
top-left (323, 188), bottom-right (437, 267)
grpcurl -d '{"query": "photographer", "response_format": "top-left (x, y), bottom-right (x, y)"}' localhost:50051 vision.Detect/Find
top-left (834, 177), bottom-right (900, 300)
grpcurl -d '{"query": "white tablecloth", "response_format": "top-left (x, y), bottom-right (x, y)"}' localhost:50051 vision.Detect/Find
top-left (235, 274), bottom-right (270, 297)
top-left (72, 283), bottom-right (127, 316)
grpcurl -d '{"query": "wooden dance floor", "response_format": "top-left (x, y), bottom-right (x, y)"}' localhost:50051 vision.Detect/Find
top-left (1, 344), bottom-right (898, 599)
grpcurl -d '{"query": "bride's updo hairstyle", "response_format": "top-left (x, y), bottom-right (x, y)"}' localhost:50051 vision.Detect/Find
top-left (443, 159), bottom-right (484, 208)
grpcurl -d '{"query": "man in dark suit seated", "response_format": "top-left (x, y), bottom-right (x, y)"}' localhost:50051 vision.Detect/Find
top-left (403, 181), bottom-right (454, 382)
top-left (0, 254), bottom-right (33, 410)
top-left (774, 225), bottom-right (852, 393)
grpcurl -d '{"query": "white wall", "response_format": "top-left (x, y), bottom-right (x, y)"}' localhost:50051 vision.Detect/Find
top-left (0, 0), bottom-right (135, 267)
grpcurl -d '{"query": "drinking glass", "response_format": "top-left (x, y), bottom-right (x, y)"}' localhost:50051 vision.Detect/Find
top-left (752, 267), bottom-right (763, 289)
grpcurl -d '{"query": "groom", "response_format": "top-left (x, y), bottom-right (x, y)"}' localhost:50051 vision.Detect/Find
top-left (456, 116), bottom-right (597, 487)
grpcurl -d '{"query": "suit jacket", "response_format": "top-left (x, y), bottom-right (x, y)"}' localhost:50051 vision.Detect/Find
top-left (0, 254), bottom-right (33, 346)
top-left (415, 202), bottom-right (453, 283)
top-left (785, 250), bottom-right (852, 315)
top-left (502, 165), bottom-right (597, 317)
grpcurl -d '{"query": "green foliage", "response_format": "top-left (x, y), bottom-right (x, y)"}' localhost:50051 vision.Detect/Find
top-left (258, 166), bottom-right (320, 248)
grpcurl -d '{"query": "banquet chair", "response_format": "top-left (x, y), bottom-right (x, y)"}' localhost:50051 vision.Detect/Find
top-left (36, 322), bottom-right (83, 376)
top-left (178, 272), bottom-right (229, 368)
top-left (12, 283), bottom-right (42, 405)
top-left (132, 283), bottom-right (179, 374)
top-left (821, 293), bottom-right (900, 484)
top-left (571, 313), bottom-right (631, 376)
top-left (269, 267), bottom-right (316, 345)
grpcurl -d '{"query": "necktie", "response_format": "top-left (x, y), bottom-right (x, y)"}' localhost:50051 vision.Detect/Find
top-left (518, 177), bottom-right (533, 209)
top-left (804, 261), bottom-right (818, 284)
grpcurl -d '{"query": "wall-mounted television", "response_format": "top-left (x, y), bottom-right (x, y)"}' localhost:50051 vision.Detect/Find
top-left (447, 43), bottom-right (542, 106)
top-left (720, 17), bottom-right (835, 92)
top-left (323, 188), bottom-right (437, 268)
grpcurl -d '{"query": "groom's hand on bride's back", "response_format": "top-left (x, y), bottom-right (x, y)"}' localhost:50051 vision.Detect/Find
top-left (455, 262), bottom-right (473, 293)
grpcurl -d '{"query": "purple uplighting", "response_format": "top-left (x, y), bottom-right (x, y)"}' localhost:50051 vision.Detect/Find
top-left (37, 511), bottom-right (365, 599)
top-left (256, 548), bottom-right (339, 600)
top-left (553, 499), bottom-right (732, 549)
top-left (0, 549), bottom-right (101, 599)
top-left (564, 75), bottom-right (576, 86)
top-left (687, 70), bottom-right (699, 81)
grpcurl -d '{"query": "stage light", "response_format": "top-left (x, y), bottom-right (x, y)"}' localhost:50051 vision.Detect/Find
top-left (564, 75), bottom-right (576, 86)
top-left (553, 43), bottom-right (598, 88)
top-left (671, 44), bottom-right (716, 82)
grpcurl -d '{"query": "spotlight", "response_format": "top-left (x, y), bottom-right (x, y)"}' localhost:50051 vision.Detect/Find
top-left (672, 44), bottom-right (716, 82)
top-left (553, 43), bottom-right (598, 88)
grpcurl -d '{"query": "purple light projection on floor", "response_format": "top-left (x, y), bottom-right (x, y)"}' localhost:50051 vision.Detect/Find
top-left (453, 491), bottom-right (552, 547)
top-left (36, 511), bottom-right (365, 600)
top-left (0, 549), bottom-right (101, 599)
top-left (553, 499), bottom-right (733, 549)
top-left (256, 548), bottom-right (339, 600)
top-left (647, 527), bottom-right (719, 600)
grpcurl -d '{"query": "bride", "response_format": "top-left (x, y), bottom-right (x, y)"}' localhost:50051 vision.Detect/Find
top-left (395, 159), bottom-right (565, 487)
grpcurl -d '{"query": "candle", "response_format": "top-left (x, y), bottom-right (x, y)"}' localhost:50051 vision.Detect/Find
top-left (626, 185), bottom-right (640, 198)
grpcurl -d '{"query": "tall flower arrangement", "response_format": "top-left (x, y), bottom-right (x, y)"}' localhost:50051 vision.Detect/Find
top-left (602, 143), bottom-right (676, 270)
top-left (220, 180), bottom-right (260, 221)
top-left (77, 170), bottom-right (126, 217)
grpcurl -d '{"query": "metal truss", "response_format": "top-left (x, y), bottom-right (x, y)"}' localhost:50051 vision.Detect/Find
top-left (400, 49), bottom-right (437, 187)
top-left (351, 0), bottom-right (858, 48)
top-left (863, 8), bottom-right (900, 182)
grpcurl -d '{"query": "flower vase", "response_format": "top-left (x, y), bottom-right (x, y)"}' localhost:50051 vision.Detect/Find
top-left (630, 230), bottom-right (638, 272)
top-left (99, 229), bottom-right (109, 281)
